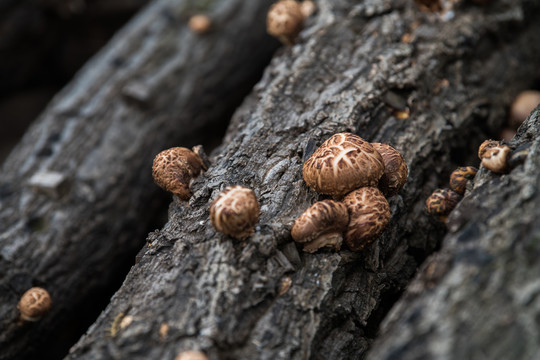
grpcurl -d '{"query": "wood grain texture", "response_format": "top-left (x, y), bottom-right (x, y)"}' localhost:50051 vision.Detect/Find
top-left (64, 0), bottom-right (540, 359)
top-left (0, 0), bottom-right (277, 358)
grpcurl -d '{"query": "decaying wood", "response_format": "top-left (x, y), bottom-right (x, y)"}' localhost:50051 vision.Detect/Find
top-left (64, 0), bottom-right (540, 359)
top-left (367, 106), bottom-right (540, 359)
top-left (0, 0), bottom-right (277, 358)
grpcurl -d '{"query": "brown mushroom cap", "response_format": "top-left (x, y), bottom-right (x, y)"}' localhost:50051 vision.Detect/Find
top-left (477, 139), bottom-right (499, 158)
top-left (509, 90), bottom-right (540, 129)
top-left (152, 147), bottom-right (206, 201)
top-left (266, 0), bottom-right (304, 44)
top-left (449, 166), bottom-right (478, 195)
top-left (343, 187), bottom-right (390, 251)
top-left (291, 200), bottom-right (349, 253)
top-left (210, 186), bottom-right (260, 240)
top-left (175, 350), bottom-right (209, 360)
top-left (188, 15), bottom-right (212, 34)
top-left (371, 143), bottom-right (408, 197)
top-left (18, 287), bottom-right (52, 322)
top-left (300, 0), bottom-right (316, 18)
top-left (478, 140), bottom-right (511, 174)
top-left (425, 188), bottom-right (462, 221)
top-left (303, 133), bottom-right (385, 197)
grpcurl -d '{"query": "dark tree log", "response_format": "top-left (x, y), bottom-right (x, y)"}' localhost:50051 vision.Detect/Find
top-left (0, 0), bottom-right (149, 96)
top-left (367, 106), bottom-right (540, 359)
top-left (0, 0), bottom-right (278, 358)
top-left (64, 0), bottom-right (540, 359)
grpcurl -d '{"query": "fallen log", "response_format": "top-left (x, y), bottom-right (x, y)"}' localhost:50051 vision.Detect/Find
top-left (64, 0), bottom-right (540, 359)
top-left (367, 105), bottom-right (540, 359)
top-left (0, 0), bottom-right (278, 358)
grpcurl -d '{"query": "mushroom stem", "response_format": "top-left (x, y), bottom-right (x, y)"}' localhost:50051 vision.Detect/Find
top-left (302, 232), bottom-right (343, 253)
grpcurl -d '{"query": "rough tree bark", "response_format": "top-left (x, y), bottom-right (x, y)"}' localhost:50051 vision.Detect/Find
top-left (62, 0), bottom-right (540, 359)
top-left (0, 0), bottom-right (277, 359)
top-left (367, 106), bottom-right (540, 359)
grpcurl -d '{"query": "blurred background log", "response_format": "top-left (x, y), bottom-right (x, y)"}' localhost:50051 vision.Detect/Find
top-left (62, 0), bottom-right (540, 359)
top-left (0, 0), bottom-right (278, 358)
top-left (0, 0), bottom-right (149, 162)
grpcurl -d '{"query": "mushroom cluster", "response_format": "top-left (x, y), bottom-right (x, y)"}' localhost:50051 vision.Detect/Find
top-left (292, 132), bottom-right (408, 252)
top-left (426, 166), bottom-right (478, 222)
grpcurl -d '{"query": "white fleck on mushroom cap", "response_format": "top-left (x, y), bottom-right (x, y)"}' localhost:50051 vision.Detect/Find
top-left (18, 287), bottom-right (52, 322)
top-left (266, 0), bottom-right (304, 39)
top-left (303, 133), bottom-right (385, 197)
top-left (291, 200), bottom-right (349, 243)
top-left (371, 143), bottom-right (408, 197)
top-left (343, 187), bottom-right (390, 251)
top-left (210, 186), bottom-right (260, 240)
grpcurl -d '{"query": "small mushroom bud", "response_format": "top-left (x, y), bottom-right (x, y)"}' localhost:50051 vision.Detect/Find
top-left (303, 133), bottom-right (385, 197)
top-left (509, 90), bottom-right (540, 130)
top-left (267, 0), bottom-right (304, 45)
top-left (18, 287), bottom-right (52, 322)
top-left (371, 143), bottom-right (408, 197)
top-left (343, 187), bottom-right (391, 251)
top-left (210, 186), bottom-right (260, 240)
top-left (291, 200), bottom-right (349, 253)
top-left (449, 166), bottom-right (478, 195)
top-left (300, 0), bottom-right (316, 18)
top-left (425, 188), bottom-right (462, 222)
top-left (188, 14), bottom-right (212, 34)
top-left (152, 147), bottom-right (207, 201)
top-left (478, 140), bottom-right (511, 174)
top-left (175, 350), bottom-right (209, 360)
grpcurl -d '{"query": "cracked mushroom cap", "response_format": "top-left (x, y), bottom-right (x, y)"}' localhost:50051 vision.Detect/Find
top-left (343, 187), bottom-right (390, 251)
top-left (18, 287), bottom-right (52, 322)
top-left (291, 200), bottom-right (349, 253)
top-left (371, 143), bottom-right (408, 197)
top-left (267, 0), bottom-right (304, 44)
top-left (210, 186), bottom-right (260, 240)
top-left (303, 133), bottom-right (385, 197)
top-left (425, 188), bottom-right (462, 222)
top-left (478, 140), bottom-right (511, 173)
top-left (152, 147), bottom-right (206, 201)
top-left (449, 166), bottom-right (478, 195)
